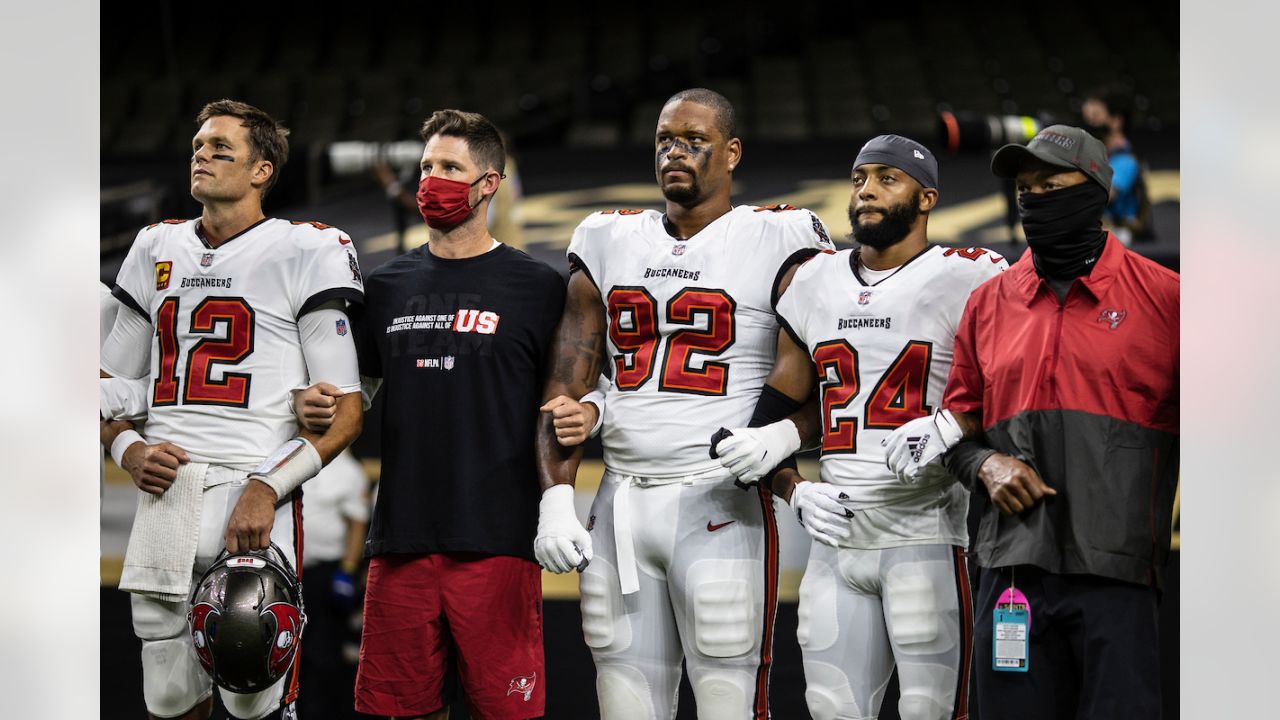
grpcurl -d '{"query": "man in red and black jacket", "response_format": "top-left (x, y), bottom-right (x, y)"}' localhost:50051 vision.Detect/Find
top-left (883, 125), bottom-right (1178, 720)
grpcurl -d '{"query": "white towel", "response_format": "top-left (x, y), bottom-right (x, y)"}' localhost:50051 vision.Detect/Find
top-left (120, 462), bottom-right (206, 602)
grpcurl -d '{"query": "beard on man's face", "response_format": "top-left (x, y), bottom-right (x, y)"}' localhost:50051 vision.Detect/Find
top-left (849, 192), bottom-right (921, 250)
top-left (662, 178), bottom-right (701, 204)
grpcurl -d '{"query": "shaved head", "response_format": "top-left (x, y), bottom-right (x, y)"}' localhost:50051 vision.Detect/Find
top-left (663, 88), bottom-right (736, 140)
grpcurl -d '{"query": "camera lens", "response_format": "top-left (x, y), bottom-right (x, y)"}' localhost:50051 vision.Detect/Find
top-left (938, 111), bottom-right (1046, 154)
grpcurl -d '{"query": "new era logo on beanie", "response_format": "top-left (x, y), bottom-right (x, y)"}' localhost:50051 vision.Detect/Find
top-left (854, 134), bottom-right (940, 190)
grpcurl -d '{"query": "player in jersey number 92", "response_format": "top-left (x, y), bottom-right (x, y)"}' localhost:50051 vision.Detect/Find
top-left (535, 89), bottom-right (832, 719)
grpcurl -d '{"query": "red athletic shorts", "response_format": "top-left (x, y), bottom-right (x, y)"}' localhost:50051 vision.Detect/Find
top-left (354, 553), bottom-right (545, 719)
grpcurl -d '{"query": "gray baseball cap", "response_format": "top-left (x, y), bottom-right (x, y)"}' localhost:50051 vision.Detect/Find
top-left (991, 124), bottom-right (1113, 192)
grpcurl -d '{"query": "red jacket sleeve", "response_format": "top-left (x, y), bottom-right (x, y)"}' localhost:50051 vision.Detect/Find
top-left (943, 291), bottom-right (985, 420)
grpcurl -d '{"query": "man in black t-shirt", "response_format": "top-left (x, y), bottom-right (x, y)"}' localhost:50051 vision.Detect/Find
top-left (298, 109), bottom-right (564, 720)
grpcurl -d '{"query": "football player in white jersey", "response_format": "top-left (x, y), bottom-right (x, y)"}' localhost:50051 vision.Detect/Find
top-left (713, 135), bottom-right (1007, 720)
top-left (534, 88), bottom-right (832, 719)
top-left (100, 100), bottom-right (364, 720)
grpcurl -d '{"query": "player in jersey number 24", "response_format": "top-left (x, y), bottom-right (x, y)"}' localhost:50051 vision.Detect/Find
top-left (713, 135), bottom-right (1006, 720)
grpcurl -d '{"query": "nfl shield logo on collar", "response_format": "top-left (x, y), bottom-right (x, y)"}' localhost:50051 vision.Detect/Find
top-left (200, 252), bottom-right (214, 267)
top-left (858, 291), bottom-right (872, 305)
top-left (672, 243), bottom-right (686, 256)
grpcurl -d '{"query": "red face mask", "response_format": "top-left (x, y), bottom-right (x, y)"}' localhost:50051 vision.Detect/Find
top-left (416, 175), bottom-right (485, 229)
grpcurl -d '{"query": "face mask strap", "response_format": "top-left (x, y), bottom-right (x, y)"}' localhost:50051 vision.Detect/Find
top-left (468, 170), bottom-right (507, 208)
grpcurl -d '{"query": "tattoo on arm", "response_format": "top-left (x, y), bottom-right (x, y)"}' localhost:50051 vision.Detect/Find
top-left (544, 273), bottom-right (606, 400)
top-left (537, 272), bottom-right (607, 491)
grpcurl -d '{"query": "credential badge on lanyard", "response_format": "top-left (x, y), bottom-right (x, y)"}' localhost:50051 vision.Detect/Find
top-left (993, 568), bottom-right (1031, 672)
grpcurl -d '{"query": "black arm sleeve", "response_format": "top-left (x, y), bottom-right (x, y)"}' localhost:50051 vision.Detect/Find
top-left (943, 439), bottom-right (998, 491)
top-left (751, 384), bottom-right (805, 477)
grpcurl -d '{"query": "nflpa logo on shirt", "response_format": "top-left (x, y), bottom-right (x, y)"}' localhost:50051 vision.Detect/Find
top-left (453, 309), bottom-right (500, 334)
top-left (155, 261), bottom-right (172, 290)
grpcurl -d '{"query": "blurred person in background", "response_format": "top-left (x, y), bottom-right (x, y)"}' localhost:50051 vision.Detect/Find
top-left (1082, 86), bottom-right (1152, 243)
top-left (296, 448), bottom-right (370, 720)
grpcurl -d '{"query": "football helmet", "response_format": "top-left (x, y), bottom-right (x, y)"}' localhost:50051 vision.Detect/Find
top-left (188, 542), bottom-right (307, 694)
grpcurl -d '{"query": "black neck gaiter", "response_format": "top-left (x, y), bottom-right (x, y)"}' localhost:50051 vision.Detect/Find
top-left (1019, 182), bottom-right (1109, 279)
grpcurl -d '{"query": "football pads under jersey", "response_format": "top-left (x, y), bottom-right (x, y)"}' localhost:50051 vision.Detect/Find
top-left (109, 218), bottom-right (364, 468)
top-left (776, 245), bottom-right (1005, 543)
top-left (569, 205), bottom-right (832, 477)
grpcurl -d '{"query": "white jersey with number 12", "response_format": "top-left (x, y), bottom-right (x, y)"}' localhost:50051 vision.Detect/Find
top-left (108, 218), bottom-right (364, 468)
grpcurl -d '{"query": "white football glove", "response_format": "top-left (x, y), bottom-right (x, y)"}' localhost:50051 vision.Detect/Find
top-left (534, 484), bottom-right (592, 573)
top-left (788, 480), bottom-right (855, 547)
top-left (710, 420), bottom-right (802, 485)
top-left (882, 409), bottom-right (964, 483)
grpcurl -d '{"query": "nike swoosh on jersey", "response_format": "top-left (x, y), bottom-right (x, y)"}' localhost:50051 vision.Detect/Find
top-left (706, 520), bottom-right (736, 532)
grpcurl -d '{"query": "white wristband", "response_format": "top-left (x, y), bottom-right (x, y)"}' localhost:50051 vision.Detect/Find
top-left (287, 386), bottom-right (305, 415)
top-left (249, 438), bottom-right (324, 500)
top-left (110, 429), bottom-right (144, 468)
top-left (580, 389), bottom-right (606, 438)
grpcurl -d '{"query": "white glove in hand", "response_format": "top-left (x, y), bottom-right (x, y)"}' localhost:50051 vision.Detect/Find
top-left (534, 484), bottom-right (592, 573)
top-left (712, 420), bottom-right (802, 484)
top-left (789, 481), bottom-right (855, 547)
top-left (882, 409), bottom-right (964, 483)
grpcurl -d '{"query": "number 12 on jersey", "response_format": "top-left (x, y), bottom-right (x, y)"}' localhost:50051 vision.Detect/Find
top-left (813, 339), bottom-right (934, 454)
top-left (607, 286), bottom-right (736, 396)
top-left (153, 296), bottom-right (256, 408)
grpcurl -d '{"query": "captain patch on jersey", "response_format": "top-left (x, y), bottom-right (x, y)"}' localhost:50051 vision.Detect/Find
top-left (106, 218), bottom-right (364, 468)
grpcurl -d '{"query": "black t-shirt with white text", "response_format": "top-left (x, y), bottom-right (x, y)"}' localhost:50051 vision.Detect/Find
top-left (355, 243), bottom-right (566, 561)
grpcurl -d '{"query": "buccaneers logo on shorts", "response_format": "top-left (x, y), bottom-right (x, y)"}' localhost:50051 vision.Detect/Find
top-left (507, 672), bottom-right (537, 701)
